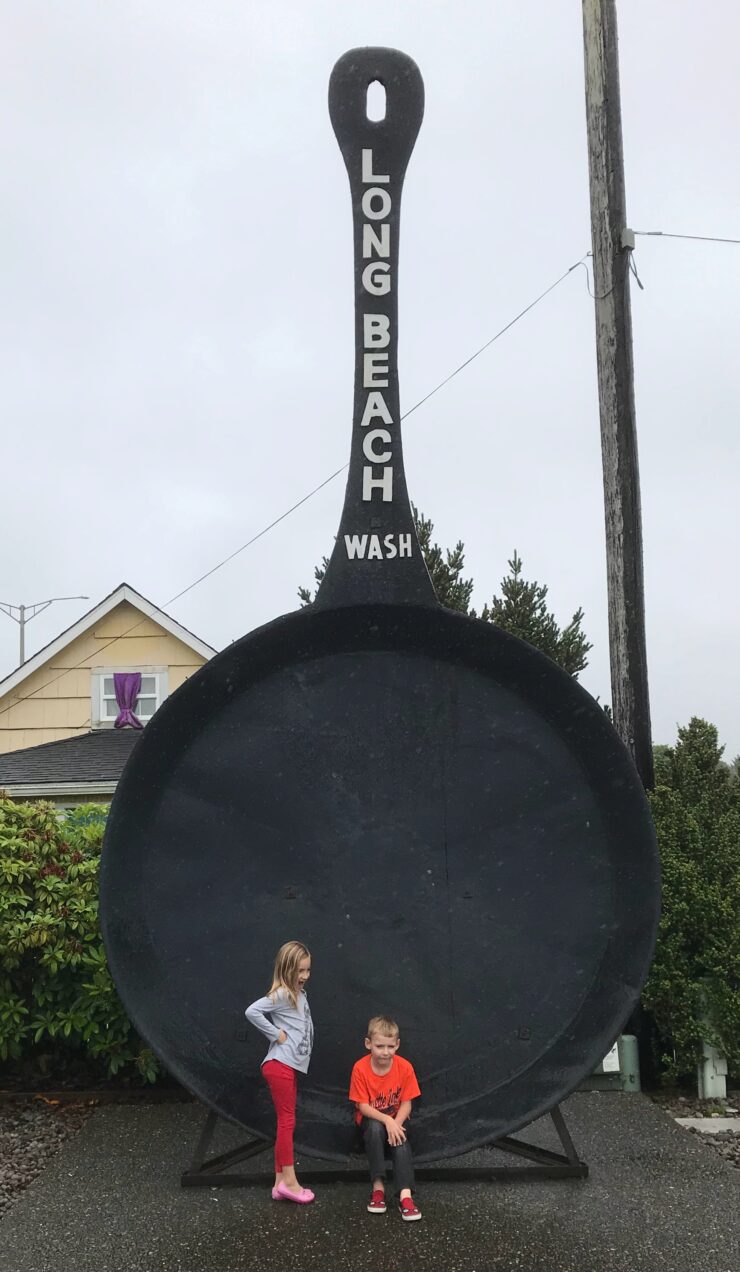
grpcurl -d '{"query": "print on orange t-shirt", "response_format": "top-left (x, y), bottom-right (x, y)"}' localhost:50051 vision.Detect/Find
top-left (348, 1054), bottom-right (421, 1125)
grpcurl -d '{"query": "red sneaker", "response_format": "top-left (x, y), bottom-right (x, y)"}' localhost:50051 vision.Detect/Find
top-left (399, 1196), bottom-right (422, 1221)
top-left (367, 1189), bottom-right (387, 1214)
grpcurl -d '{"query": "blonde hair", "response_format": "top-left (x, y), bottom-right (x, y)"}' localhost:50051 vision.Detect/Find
top-left (366, 1015), bottom-right (399, 1040)
top-left (268, 941), bottom-right (311, 1009)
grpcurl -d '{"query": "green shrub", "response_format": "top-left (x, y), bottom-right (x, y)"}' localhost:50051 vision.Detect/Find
top-left (642, 720), bottom-right (740, 1082)
top-left (0, 799), bottom-right (159, 1083)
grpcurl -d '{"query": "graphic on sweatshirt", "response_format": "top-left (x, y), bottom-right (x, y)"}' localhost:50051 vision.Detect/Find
top-left (297, 998), bottom-right (313, 1057)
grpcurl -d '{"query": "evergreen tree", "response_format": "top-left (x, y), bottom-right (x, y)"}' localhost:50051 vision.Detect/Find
top-left (299, 512), bottom-right (591, 679)
top-left (411, 508), bottom-right (473, 614)
top-left (643, 719), bottom-right (740, 1079)
top-left (652, 744), bottom-right (673, 788)
top-left (297, 558), bottom-right (330, 608)
top-left (481, 552), bottom-right (592, 679)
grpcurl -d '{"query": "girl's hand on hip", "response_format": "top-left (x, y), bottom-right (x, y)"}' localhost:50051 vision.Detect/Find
top-left (277, 1030), bottom-right (287, 1044)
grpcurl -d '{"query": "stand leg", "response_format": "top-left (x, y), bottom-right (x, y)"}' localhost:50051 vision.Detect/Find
top-left (181, 1111), bottom-right (275, 1186)
top-left (550, 1104), bottom-right (581, 1166)
top-left (181, 1103), bottom-right (588, 1187)
top-left (187, 1108), bottom-right (219, 1175)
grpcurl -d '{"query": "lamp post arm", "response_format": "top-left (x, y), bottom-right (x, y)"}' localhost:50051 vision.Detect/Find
top-left (0, 595), bottom-right (89, 665)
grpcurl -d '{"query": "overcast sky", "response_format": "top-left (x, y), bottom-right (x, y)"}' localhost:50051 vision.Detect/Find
top-left (2, 1), bottom-right (739, 758)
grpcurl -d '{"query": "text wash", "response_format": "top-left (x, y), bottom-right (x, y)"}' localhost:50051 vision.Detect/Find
top-left (344, 533), bottom-right (412, 560)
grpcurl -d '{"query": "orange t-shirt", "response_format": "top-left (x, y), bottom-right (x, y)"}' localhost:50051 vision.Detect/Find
top-left (349, 1054), bottom-right (421, 1125)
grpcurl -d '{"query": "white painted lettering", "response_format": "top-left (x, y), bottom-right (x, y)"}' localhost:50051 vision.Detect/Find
top-left (361, 149), bottom-right (390, 184)
top-left (343, 532), bottom-right (410, 559)
top-left (360, 391), bottom-right (393, 428)
top-left (362, 428), bottom-right (392, 463)
top-left (357, 152), bottom-right (394, 509)
top-left (363, 466), bottom-right (393, 502)
top-left (362, 223), bottom-right (390, 259)
top-left (363, 314), bottom-right (390, 348)
top-left (361, 187), bottom-right (392, 220)
top-left (363, 353), bottom-right (389, 387)
top-left (362, 261), bottom-right (391, 296)
top-left (344, 534), bottom-right (368, 559)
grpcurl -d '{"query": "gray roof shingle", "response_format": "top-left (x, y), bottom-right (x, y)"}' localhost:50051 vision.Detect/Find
top-left (0, 729), bottom-right (141, 786)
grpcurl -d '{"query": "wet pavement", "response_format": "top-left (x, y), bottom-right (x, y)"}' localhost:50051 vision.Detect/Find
top-left (1, 1092), bottom-right (738, 1272)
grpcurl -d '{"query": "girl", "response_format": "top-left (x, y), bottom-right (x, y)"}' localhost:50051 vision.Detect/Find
top-left (245, 940), bottom-right (315, 1203)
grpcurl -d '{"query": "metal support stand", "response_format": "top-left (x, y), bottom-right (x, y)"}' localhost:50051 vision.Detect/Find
top-left (181, 1104), bottom-right (588, 1187)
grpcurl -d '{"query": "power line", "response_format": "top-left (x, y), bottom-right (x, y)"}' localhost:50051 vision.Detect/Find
top-left (166, 466), bottom-right (348, 608)
top-left (0, 252), bottom-right (589, 721)
top-left (6, 230), bottom-right (734, 725)
top-left (634, 230), bottom-right (740, 247)
top-left (172, 253), bottom-right (590, 604)
top-left (401, 256), bottom-right (589, 422)
top-left (573, 258), bottom-right (617, 302)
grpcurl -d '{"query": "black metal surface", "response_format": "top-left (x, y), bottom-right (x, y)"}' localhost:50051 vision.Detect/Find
top-left (181, 1106), bottom-right (587, 1187)
top-left (316, 47), bottom-right (434, 609)
top-left (100, 47), bottom-right (659, 1166)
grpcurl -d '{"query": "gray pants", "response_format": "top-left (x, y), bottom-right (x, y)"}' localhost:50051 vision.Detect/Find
top-left (361, 1118), bottom-right (415, 1193)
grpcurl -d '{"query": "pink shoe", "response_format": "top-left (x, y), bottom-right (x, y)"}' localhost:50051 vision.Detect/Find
top-left (276, 1181), bottom-right (315, 1204)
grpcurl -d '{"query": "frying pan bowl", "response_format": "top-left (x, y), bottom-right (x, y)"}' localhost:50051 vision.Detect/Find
top-left (101, 603), bottom-right (659, 1161)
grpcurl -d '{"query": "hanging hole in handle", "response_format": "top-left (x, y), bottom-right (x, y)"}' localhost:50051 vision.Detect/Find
top-left (366, 80), bottom-right (386, 121)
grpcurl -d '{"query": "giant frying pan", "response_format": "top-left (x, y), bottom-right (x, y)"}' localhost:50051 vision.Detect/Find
top-left (100, 48), bottom-right (660, 1162)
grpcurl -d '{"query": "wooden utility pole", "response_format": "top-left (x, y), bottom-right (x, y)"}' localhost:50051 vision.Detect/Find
top-left (582, 0), bottom-right (654, 789)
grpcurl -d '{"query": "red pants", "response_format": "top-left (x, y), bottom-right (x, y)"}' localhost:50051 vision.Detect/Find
top-left (262, 1059), bottom-right (297, 1171)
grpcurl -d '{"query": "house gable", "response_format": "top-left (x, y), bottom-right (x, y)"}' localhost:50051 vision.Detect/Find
top-left (0, 584), bottom-right (216, 754)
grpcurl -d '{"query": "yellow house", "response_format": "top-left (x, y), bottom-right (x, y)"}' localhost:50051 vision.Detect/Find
top-left (0, 583), bottom-right (216, 804)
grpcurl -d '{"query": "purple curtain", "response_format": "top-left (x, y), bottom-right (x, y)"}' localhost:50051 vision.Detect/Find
top-left (113, 672), bottom-right (144, 730)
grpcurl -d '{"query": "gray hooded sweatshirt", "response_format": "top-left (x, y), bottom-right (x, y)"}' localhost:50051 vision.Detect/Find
top-left (244, 987), bottom-right (313, 1074)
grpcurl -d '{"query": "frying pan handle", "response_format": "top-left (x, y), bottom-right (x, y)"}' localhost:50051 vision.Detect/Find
top-left (315, 47), bottom-right (436, 609)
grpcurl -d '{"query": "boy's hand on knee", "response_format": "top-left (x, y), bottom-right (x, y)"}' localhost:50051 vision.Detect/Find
top-left (385, 1117), bottom-right (407, 1147)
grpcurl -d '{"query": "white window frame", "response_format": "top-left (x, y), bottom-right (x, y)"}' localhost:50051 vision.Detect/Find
top-left (91, 667), bottom-right (169, 728)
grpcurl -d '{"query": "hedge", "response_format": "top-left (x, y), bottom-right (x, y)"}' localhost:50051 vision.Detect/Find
top-left (0, 798), bottom-right (159, 1082)
top-left (642, 719), bottom-right (740, 1081)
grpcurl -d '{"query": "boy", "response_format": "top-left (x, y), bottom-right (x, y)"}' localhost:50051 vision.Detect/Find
top-left (348, 1015), bottom-right (422, 1221)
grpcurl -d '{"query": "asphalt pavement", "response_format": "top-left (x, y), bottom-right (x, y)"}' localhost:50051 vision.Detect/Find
top-left (1, 1093), bottom-right (738, 1272)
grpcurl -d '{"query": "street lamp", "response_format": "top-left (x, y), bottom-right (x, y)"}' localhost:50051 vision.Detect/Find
top-left (0, 596), bottom-right (90, 666)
